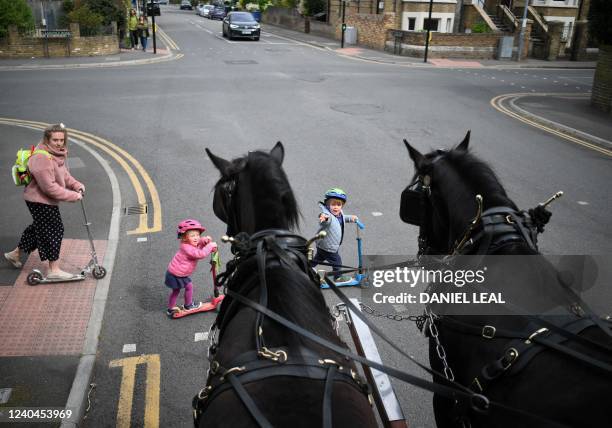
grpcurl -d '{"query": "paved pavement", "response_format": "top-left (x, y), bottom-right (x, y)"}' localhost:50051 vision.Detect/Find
top-left (0, 123), bottom-right (115, 427)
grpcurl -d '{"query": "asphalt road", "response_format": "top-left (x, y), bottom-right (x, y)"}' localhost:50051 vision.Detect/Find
top-left (1, 4), bottom-right (610, 428)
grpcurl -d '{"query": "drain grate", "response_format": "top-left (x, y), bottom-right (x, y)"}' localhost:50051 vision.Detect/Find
top-left (124, 204), bottom-right (148, 215)
top-left (224, 60), bottom-right (258, 65)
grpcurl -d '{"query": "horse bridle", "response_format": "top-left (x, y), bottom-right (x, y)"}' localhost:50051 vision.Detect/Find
top-left (193, 230), bottom-right (371, 428)
top-left (399, 156), bottom-right (540, 256)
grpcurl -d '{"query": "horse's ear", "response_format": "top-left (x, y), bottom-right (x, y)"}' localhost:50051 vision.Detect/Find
top-left (404, 139), bottom-right (425, 169)
top-left (206, 148), bottom-right (231, 177)
top-left (270, 141), bottom-right (284, 165)
top-left (457, 130), bottom-right (471, 152)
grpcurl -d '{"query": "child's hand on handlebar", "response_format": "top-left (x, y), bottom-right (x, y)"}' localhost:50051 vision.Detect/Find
top-left (351, 215), bottom-right (359, 223)
top-left (210, 243), bottom-right (218, 253)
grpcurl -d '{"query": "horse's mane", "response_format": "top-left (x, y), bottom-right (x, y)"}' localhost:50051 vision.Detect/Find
top-left (236, 150), bottom-right (300, 232)
top-left (437, 148), bottom-right (517, 211)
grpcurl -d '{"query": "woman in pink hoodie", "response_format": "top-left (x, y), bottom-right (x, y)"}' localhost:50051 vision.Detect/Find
top-left (4, 124), bottom-right (84, 279)
top-left (165, 219), bottom-right (218, 316)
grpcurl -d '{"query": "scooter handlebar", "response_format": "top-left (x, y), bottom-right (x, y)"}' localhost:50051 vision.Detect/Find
top-left (356, 220), bottom-right (365, 230)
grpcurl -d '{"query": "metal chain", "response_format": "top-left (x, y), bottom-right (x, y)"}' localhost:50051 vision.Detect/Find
top-left (359, 303), bottom-right (426, 330)
top-left (425, 307), bottom-right (455, 382)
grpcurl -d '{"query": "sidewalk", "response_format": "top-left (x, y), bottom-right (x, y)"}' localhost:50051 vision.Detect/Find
top-left (0, 123), bottom-right (115, 426)
top-left (0, 44), bottom-right (177, 71)
top-left (262, 23), bottom-right (596, 70)
top-left (510, 93), bottom-right (612, 150)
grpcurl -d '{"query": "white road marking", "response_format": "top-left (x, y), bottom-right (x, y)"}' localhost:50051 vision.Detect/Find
top-left (123, 344), bottom-right (136, 353)
top-left (0, 388), bottom-right (12, 404)
top-left (195, 332), bottom-right (209, 342)
top-left (577, 201), bottom-right (589, 205)
top-left (137, 237), bottom-right (147, 242)
top-left (372, 212), bottom-right (383, 217)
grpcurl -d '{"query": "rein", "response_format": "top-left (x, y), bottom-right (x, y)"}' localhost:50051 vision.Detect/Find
top-left (193, 230), bottom-right (370, 428)
top-left (194, 230), bottom-right (575, 428)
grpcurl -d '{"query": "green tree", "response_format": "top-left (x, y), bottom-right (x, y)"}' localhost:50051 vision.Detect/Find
top-left (85, 0), bottom-right (124, 26)
top-left (68, 4), bottom-right (104, 33)
top-left (303, 0), bottom-right (323, 16)
top-left (0, 0), bottom-right (35, 37)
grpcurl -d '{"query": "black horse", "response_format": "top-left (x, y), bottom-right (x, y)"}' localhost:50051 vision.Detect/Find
top-left (402, 132), bottom-right (612, 428)
top-left (193, 142), bottom-right (377, 428)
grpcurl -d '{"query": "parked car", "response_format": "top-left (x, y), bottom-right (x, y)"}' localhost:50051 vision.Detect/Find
top-left (198, 4), bottom-right (214, 17)
top-left (180, 0), bottom-right (193, 10)
top-left (222, 11), bottom-right (260, 41)
top-left (209, 6), bottom-right (226, 20)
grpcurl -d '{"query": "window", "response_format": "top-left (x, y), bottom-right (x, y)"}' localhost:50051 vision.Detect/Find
top-left (408, 18), bottom-right (416, 31)
top-left (423, 18), bottom-right (440, 32)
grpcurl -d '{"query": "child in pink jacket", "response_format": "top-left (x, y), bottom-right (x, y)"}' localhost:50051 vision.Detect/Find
top-left (165, 219), bottom-right (217, 316)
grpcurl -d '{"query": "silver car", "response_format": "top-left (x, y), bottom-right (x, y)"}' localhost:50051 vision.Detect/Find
top-left (197, 4), bottom-right (214, 17)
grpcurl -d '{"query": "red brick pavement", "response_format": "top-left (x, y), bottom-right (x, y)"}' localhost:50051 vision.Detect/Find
top-left (0, 239), bottom-right (106, 357)
top-left (429, 58), bottom-right (483, 68)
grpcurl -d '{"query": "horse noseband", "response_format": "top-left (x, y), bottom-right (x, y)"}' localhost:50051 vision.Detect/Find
top-left (400, 174), bottom-right (431, 226)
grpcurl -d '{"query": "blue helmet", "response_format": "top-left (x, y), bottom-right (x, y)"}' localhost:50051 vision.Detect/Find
top-left (324, 187), bottom-right (347, 203)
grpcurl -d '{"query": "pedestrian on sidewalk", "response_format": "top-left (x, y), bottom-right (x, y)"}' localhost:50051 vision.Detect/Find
top-left (4, 124), bottom-right (85, 280)
top-left (310, 188), bottom-right (358, 282)
top-left (137, 16), bottom-right (150, 52)
top-left (128, 9), bottom-right (139, 50)
top-left (164, 219), bottom-right (218, 317)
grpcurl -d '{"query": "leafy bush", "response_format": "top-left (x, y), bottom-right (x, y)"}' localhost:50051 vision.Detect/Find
top-left (588, 0), bottom-right (612, 45)
top-left (471, 21), bottom-right (490, 34)
top-left (58, 0), bottom-right (75, 28)
top-left (303, 0), bottom-right (324, 15)
top-left (85, 0), bottom-right (124, 27)
top-left (0, 0), bottom-right (34, 37)
top-left (68, 4), bottom-right (104, 34)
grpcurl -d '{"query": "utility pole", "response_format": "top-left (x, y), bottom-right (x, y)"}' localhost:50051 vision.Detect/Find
top-left (516, 0), bottom-right (529, 61)
top-left (423, 0), bottom-right (433, 63)
top-left (341, 0), bottom-right (347, 49)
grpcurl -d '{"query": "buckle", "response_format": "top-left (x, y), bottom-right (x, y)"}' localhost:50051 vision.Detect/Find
top-left (525, 327), bottom-right (548, 344)
top-left (501, 348), bottom-right (519, 370)
top-left (482, 325), bottom-right (496, 339)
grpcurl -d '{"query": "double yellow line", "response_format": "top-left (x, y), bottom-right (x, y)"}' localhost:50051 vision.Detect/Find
top-left (0, 118), bottom-right (162, 235)
top-left (491, 93), bottom-right (612, 157)
top-left (155, 26), bottom-right (180, 51)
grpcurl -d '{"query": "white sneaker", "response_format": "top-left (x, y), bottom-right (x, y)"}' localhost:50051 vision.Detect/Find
top-left (4, 252), bottom-right (22, 268)
top-left (47, 270), bottom-right (76, 280)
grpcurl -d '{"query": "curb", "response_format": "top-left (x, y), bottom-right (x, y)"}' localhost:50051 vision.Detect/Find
top-left (59, 136), bottom-right (122, 427)
top-left (0, 48), bottom-right (180, 72)
top-left (263, 25), bottom-right (596, 70)
top-left (507, 95), bottom-right (612, 151)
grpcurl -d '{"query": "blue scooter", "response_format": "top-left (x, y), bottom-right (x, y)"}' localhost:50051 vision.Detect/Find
top-left (318, 220), bottom-right (367, 289)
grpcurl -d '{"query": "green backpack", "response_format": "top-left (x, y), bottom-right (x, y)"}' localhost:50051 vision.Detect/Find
top-left (12, 146), bottom-right (51, 186)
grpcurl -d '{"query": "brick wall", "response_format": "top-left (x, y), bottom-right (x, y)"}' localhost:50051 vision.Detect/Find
top-left (386, 30), bottom-right (503, 59)
top-left (462, 5), bottom-right (489, 32)
top-left (591, 45), bottom-right (612, 114)
top-left (400, 3), bottom-right (456, 14)
top-left (343, 12), bottom-right (396, 50)
top-left (0, 25), bottom-right (118, 58)
top-left (530, 6), bottom-right (578, 18)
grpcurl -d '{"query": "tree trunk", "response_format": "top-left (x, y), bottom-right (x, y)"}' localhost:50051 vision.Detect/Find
top-left (591, 45), bottom-right (612, 114)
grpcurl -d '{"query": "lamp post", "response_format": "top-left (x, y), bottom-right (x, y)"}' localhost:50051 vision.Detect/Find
top-left (516, 0), bottom-right (529, 61)
top-left (423, 0), bottom-right (433, 63)
top-left (341, 0), bottom-right (347, 48)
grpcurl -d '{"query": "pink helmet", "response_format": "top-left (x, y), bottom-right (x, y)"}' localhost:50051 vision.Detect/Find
top-left (177, 219), bottom-right (206, 238)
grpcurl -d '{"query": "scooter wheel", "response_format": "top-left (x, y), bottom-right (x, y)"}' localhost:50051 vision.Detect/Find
top-left (92, 266), bottom-right (107, 279)
top-left (27, 271), bottom-right (43, 286)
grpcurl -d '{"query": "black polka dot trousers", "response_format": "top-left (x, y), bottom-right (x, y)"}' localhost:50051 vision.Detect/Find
top-left (18, 201), bottom-right (64, 262)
